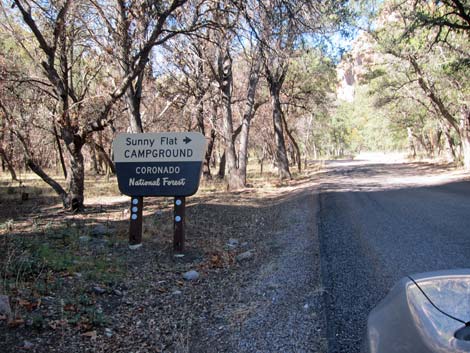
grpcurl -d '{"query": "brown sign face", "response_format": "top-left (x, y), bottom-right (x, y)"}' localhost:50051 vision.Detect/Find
top-left (113, 132), bottom-right (207, 196)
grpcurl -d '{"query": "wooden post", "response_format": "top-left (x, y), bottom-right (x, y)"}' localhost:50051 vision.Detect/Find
top-left (129, 196), bottom-right (143, 249)
top-left (173, 196), bottom-right (186, 253)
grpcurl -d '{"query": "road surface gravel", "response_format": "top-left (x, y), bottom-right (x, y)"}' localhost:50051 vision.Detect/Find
top-left (318, 159), bottom-right (470, 353)
top-left (192, 156), bottom-right (470, 353)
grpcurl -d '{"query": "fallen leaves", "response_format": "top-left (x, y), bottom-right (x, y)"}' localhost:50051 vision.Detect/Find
top-left (18, 298), bottom-right (41, 312)
top-left (7, 318), bottom-right (25, 328)
top-left (81, 330), bottom-right (97, 340)
top-left (0, 170), bottom-right (293, 352)
top-left (48, 319), bottom-right (67, 330)
top-left (63, 303), bottom-right (77, 312)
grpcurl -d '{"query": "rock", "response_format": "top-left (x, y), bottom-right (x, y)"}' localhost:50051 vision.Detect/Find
top-left (182, 270), bottom-right (199, 281)
top-left (92, 224), bottom-right (110, 236)
top-left (90, 238), bottom-right (108, 248)
top-left (227, 238), bottom-right (239, 247)
top-left (236, 250), bottom-right (254, 262)
top-left (79, 235), bottom-right (91, 242)
top-left (0, 295), bottom-right (11, 318)
top-left (41, 296), bottom-right (54, 304)
top-left (104, 328), bottom-right (113, 338)
top-left (241, 242), bottom-right (249, 248)
top-left (172, 290), bottom-right (182, 296)
top-left (113, 289), bottom-right (123, 296)
top-left (22, 341), bottom-right (34, 349)
top-left (92, 286), bottom-right (106, 295)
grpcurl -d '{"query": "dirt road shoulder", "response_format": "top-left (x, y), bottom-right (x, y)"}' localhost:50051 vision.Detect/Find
top-left (191, 191), bottom-right (327, 353)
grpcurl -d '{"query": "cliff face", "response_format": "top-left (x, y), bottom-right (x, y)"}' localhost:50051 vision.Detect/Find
top-left (336, 33), bottom-right (376, 102)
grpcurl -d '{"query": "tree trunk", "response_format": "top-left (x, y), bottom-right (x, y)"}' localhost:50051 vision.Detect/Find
top-left (0, 147), bottom-right (18, 182)
top-left (238, 54), bottom-right (261, 186)
top-left (89, 141), bottom-right (100, 175)
top-left (441, 123), bottom-right (456, 162)
top-left (281, 111), bottom-right (301, 173)
top-left (268, 82), bottom-right (291, 179)
top-left (27, 159), bottom-right (68, 204)
top-left (218, 40), bottom-right (243, 190)
top-left (196, 91), bottom-right (213, 179)
top-left (423, 133), bottom-right (433, 157)
top-left (204, 129), bottom-right (216, 179)
top-left (53, 123), bottom-right (67, 179)
top-left (13, 126), bottom-right (69, 206)
top-left (459, 106), bottom-right (470, 171)
top-left (63, 136), bottom-right (85, 211)
top-left (434, 129), bottom-right (443, 157)
top-left (92, 141), bottom-right (116, 175)
top-left (218, 152), bottom-right (226, 179)
top-left (407, 127), bottom-right (417, 158)
top-left (125, 83), bottom-right (144, 134)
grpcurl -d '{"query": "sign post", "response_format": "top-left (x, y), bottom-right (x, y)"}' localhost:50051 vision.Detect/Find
top-left (128, 196), bottom-right (143, 249)
top-left (173, 196), bottom-right (185, 253)
top-left (113, 132), bottom-right (206, 252)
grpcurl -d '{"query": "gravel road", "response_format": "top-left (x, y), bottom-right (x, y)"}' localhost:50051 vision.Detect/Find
top-left (232, 193), bottom-right (326, 353)
top-left (192, 190), bottom-right (328, 353)
top-left (318, 159), bottom-right (470, 353)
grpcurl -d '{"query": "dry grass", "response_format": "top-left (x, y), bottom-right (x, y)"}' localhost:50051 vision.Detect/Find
top-left (0, 161), bottom-right (328, 353)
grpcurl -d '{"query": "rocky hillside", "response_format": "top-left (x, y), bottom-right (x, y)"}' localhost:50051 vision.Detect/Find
top-left (336, 32), bottom-right (377, 102)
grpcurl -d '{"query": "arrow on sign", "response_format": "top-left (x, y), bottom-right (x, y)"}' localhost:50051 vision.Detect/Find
top-left (183, 136), bottom-right (192, 144)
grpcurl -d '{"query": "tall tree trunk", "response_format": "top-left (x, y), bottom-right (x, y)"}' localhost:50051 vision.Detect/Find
top-left (53, 124), bottom-right (67, 178)
top-left (281, 111), bottom-right (301, 173)
top-left (218, 152), bottom-right (226, 179)
top-left (268, 81), bottom-right (291, 179)
top-left (205, 129), bottom-right (216, 178)
top-left (459, 106), bottom-right (470, 170)
top-left (407, 127), bottom-right (417, 158)
top-left (89, 140), bottom-right (100, 175)
top-left (434, 129), bottom-right (443, 157)
top-left (217, 36), bottom-right (243, 190)
top-left (423, 133), bottom-right (433, 157)
top-left (196, 90), bottom-right (213, 179)
top-left (441, 123), bottom-right (456, 162)
top-left (238, 53), bottom-right (261, 186)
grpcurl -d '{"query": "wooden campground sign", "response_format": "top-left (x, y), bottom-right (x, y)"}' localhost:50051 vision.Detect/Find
top-left (113, 132), bottom-right (207, 252)
top-left (113, 132), bottom-right (206, 196)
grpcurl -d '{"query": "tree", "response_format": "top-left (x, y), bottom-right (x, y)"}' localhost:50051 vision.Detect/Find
top-left (89, 0), bottom-right (204, 134)
top-left (238, 0), bottom-right (352, 179)
top-left (405, 0), bottom-right (470, 37)
top-left (3, 0), bottom-right (204, 210)
top-left (369, 0), bottom-right (470, 167)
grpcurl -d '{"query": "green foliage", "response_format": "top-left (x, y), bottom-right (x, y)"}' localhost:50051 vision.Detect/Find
top-left (332, 86), bottom-right (408, 154)
top-left (342, 0), bottom-right (470, 159)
